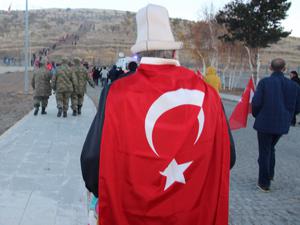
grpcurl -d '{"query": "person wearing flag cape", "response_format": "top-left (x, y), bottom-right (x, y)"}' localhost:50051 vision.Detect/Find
top-left (81, 4), bottom-right (235, 225)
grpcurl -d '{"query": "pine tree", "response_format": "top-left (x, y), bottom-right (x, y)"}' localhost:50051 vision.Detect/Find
top-left (216, 0), bottom-right (291, 82)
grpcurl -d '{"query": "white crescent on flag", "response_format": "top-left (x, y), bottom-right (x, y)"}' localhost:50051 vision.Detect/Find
top-left (145, 88), bottom-right (205, 157)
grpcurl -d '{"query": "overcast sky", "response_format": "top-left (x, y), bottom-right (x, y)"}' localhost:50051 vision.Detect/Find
top-left (1, 0), bottom-right (299, 37)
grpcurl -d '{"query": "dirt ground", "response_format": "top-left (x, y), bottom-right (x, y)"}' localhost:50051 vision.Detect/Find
top-left (0, 72), bottom-right (33, 135)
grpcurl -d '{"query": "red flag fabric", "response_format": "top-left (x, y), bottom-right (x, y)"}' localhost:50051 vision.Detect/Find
top-left (229, 77), bottom-right (255, 130)
top-left (98, 60), bottom-right (230, 225)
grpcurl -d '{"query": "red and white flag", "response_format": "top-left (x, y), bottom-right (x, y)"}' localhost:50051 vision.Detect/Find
top-left (98, 63), bottom-right (230, 225)
top-left (229, 77), bottom-right (255, 130)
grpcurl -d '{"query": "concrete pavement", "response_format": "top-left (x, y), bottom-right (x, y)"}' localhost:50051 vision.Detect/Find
top-left (0, 95), bottom-right (96, 225)
top-left (223, 100), bottom-right (300, 225)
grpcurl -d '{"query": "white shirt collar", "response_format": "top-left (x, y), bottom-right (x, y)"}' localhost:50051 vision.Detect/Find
top-left (140, 57), bottom-right (180, 66)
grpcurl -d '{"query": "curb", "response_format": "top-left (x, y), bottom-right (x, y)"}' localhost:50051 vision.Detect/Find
top-left (220, 93), bottom-right (240, 102)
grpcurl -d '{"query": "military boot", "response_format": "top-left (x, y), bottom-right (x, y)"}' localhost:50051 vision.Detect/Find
top-left (33, 107), bottom-right (39, 116)
top-left (72, 110), bottom-right (77, 116)
top-left (41, 107), bottom-right (47, 115)
top-left (78, 105), bottom-right (82, 115)
top-left (57, 108), bottom-right (62, 117)
top-left (63, 111), bottom-right (67, 118)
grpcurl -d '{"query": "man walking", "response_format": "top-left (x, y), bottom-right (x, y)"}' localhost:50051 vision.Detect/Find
top-left (31, 59), bottom-right (52, 115)
top-left (52, 58), bottom-right (76, 118)
top-left (100, 66), bottom-right (109, 87)
top-left (252, 58), bottom-right (300, 192)
top-left (81, 4), bottom-right (235, 225)
top-left (71, 57), bottom-right (95, 116)
top-left (204, 66), bottom-right (221, 93)
top-left (289, 70), bottom-right (300, 126)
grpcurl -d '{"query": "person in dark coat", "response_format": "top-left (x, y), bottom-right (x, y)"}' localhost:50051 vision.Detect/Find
top-left (290, 71), bottom-right (300, 86)
top-left (117, 61), bottom-right (138, 80)
top-left (92, 66), bottom-right (99, 86)
top-left (108, 65), bottom-right (119, 83)
top-left (290, 71), bottom-right (300, 125)
top-left (252, 58), bottom-right (300, 192)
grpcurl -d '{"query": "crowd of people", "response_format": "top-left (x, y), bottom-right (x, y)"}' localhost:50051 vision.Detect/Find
top-left (31, 57), bottom-right (94, 117)
top-left (31, 56), bottom-right (138, 118)
top-left (91, 62), bottom-right (138, 86)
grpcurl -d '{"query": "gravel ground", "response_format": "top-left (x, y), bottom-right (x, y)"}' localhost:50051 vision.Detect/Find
top-left (0, 72), bottom-right (33, 135)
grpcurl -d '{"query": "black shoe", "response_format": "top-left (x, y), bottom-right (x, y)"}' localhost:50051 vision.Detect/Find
top-left (72, 110), bottom-right (77, 116)
top-left (257, 183), bottom-right (270, 192)
top-left (41, 107), bottom-right (47, 115)
top-left (63, 111), bottom-right (67, 118)
top-left (33, 107), bottom-right (39, 116)
top-left (78, 105), bottom-right (82, 115)
top-left (57, 108), bottom-right (62, 117)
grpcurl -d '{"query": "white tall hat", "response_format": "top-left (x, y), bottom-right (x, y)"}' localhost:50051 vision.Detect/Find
top-left (131, 4), bottom-right (183, 54)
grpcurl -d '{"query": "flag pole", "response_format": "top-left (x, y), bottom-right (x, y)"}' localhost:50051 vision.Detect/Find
top-left (24, 0), bottom-right (29, 94)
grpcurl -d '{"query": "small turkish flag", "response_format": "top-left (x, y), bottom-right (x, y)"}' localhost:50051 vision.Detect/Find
top-left (229, 77), bottom-right (255, 130)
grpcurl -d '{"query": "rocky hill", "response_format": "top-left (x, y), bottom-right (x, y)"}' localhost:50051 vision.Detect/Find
top-left (0, 8), bottom-right (300, 69)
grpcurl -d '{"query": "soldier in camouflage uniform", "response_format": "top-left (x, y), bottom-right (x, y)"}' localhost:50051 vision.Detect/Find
top-left (51, 58), bottom-right (77, 118)
top-left (71, 57), bottom-right (95, 116)
top-left (31, 59), bottom-right (52, 116)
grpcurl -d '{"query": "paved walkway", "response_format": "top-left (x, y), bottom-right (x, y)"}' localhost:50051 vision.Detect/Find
top-left (0, 95), bottom-right (96, 225)
top-left (223, 101), bottom-right (300, 225)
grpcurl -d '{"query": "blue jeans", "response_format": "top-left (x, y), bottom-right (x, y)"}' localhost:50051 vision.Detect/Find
top-left (257, 132), bottom-right (281, 188)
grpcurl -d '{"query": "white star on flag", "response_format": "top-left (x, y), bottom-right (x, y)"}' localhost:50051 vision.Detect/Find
top-left (160, 159), bottom-right (192, 191)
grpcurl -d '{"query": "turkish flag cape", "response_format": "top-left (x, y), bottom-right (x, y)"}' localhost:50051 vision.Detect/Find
top-left (99, 63), bottom-right (230, 225)
top-left (229, 77), bottom-right (255, 130)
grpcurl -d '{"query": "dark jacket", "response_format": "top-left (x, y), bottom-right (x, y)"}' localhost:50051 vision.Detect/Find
top-left (252, 72), bottom-right (300, 134)
top-left (108, 67), bottom-right (119, 82)
top-left (292, 76), bottom-right (300, 86)
top-left (80, 84), bottom-right (236, 197)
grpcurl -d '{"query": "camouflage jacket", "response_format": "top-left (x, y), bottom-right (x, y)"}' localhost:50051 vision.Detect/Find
top-left (51, 65), bottom-right (77, 93)
top-left (73, 65), bottom-right (95, 94)
top-left (31, 67), bottom-right (52, 97)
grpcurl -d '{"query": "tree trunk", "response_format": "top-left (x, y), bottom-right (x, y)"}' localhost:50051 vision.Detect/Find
top-left (244, 46), bottom-right (260, 86)
top-left (221, 52), bottom-right (231, 90)
top-left (195, 49), bottom-right (206, 74)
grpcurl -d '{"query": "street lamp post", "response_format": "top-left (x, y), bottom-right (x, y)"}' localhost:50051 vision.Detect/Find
top-left (24, 0), bottom-right (29, 94)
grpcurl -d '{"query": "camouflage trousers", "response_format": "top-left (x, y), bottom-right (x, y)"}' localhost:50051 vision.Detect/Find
top-left (33, 96), bottom-right (49, 108)
top-left (56, 92), bottom-right (72, 112)
top-left (71, 92), bottom-right (84, 111)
